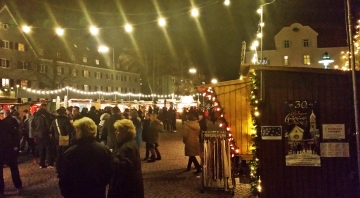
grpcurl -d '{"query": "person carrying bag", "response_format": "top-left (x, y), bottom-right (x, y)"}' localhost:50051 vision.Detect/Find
top-left (50, 108), bottom-right (73, 174)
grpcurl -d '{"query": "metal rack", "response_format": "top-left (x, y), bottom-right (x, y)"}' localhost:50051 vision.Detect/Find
top-left (201, 131), bottom-right (235, 195)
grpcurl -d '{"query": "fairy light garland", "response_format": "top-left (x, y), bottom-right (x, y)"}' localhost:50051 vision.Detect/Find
top-left (202, 87), bottom-right (239, 157)
top-left (21, 86), bottom-right (201, 99)
top-left (249, 71), bottom-right (261, 196)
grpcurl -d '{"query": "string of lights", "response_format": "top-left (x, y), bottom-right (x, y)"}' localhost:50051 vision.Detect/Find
top-left (13, 0), bottom-right (231, 35)
top-left (21, 86), bottom-right (201, 98)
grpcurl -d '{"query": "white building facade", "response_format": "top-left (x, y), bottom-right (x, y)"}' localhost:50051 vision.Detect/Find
top-left (245, 23), bottom-right (348, 69)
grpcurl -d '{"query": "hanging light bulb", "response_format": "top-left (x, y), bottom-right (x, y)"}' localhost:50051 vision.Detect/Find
top-left (158, 17), bottom-right (166, 27)
top-left (90, 26), bottom-right (99, 35)
top-left (191, 8), bottom-right (199, 17)
top-left (224, 0), bottom-right (230, 6)
top-left (125, 24), bottom-right (133, 33)
top-left (55, 28), bottom-right (64, 36)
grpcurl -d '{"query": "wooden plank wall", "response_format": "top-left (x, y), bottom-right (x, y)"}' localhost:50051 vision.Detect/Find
top-left (258, 70), bottom-right (359, 198)
top-left (214, 80), bottom-right (253, 155)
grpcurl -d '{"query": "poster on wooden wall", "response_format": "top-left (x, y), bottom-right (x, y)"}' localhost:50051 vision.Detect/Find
top-left (284, 100), bottom-right (321, 166)
top-left (261, 126), bottom-right (282, 140)
top-left (322, 124), bottom-right (345, 139)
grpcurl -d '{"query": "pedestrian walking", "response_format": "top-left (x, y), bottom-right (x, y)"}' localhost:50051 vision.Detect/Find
top-left (58, 117), bottom-right (112, 198)
top-left (129, 110), bottom-right (142, 148)
top-left (98, 113), bottom-right (110, 143)
top-left (141, 113), bottom-right (151, 161)
top-left (146, 114), bottom-right (162, 163)
top-left (183, 113), bottom-right (202, 174)
top-left (108, 119), bottom-right (144, 198)
top-left (0, 110), bottom-right (22, 196)
top-left (101, 107), bottom-right (122, 150)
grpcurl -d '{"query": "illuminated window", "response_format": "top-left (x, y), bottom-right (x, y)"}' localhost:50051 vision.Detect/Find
top-left (303, 55), bottom-right (311, 65)
top-left (83, 70), bottom-right (89, 77)
top-left (71, 54), bottom-right (75, 61)
top-left (20, 80), bottom-right (28, 88)
top-left (83, 56), bottom-right (87, 63)
top-left (284, 40), bottom-right (290, 48)
top-left (107, 86), bottom-right (112, 92)
top-left (284, 56), bottom-right (289, 66)
top-left (95, 59), bottom-right (99, 65)
top-left (118, 87), bottom-right (121, 92)
top-left (18, 43), bottom-right (25, 51)
top-left (2, 78), bottom-right (9, 87)
top-left (97, 86), bottom-right (102, 91)
top-left (84, 85), bottom-right (89, 91)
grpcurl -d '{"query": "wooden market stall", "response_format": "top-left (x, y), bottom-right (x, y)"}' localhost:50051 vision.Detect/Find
top-left (198, 79), bottom-right (254, 160)
top-left (246, 65), bottom-right (359, 198)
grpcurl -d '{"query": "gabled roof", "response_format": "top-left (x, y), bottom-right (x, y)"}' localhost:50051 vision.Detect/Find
top-left (0, 4), bottom-right (38, 58)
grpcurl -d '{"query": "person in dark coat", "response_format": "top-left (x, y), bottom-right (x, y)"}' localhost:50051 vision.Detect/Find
top-left (129, 110), bottom-right (142, 148)
top-left (58, 117), bottom-right (112, 198)
top-left (141, 113), bottom-right (151, 160)
top-left (0, 111), bottom-right (23, 196)
top-left (101, 107), bottom-right (122, 150)
top-left (31, 103), bottom-right (54, 168)
top-left (49, 108), bottom-right (74, 174)
top-left (87, 106), bottom-right (100, 125)
top-left (145, 114), bottom-right (162, 163)
top-left (108, 119), bottom-right (144, 198)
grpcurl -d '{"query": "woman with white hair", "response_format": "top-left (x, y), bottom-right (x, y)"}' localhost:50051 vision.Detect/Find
top-left (58, 117), bottom-right (112, 198)
top-left (108, 119), bottom-right (144, 198)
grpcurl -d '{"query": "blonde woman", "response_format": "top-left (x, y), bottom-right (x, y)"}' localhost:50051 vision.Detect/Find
top-left (58, 117), bottom-right (112, 198)
top-left (108, 119), bottom-right (144, 198)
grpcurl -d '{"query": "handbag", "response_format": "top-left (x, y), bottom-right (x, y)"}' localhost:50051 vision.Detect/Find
top-left (55, 119), bottom-right (69, 146)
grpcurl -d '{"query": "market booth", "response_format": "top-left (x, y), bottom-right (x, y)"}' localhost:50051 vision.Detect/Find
top-left (245, 65), bottom-right (358, 198)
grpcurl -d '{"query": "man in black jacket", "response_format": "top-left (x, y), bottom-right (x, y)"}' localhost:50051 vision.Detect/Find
top-left (31, 103), bottom-right (53, 168)
top-left (0, 110), bottom-right (22, 196)
top-left (58, 117), bottom-right (112, 198)
top-left (101, 107), bottom-right (122, 150)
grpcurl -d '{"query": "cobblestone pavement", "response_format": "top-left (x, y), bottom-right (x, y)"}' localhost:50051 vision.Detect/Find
top-left (3, 121), bottom-right (254, 198)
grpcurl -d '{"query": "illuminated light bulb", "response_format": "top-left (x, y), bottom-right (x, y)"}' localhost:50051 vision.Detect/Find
top-left (22, 25), bottom-right (31, 33)
top-left (257, 8), bottom-right (263, 14)
top-left (158, 18), bottom-right (166, 27)
top-left (255, 100), bottom-right (258, 103)
top-left (257, 32), bottom-right (262, 38)
top-left (56, 28), bottom-right (64, 36)
top-left (254, 111), bottom-right (260, 117)
top-left (221, 114), bottom-right (223, 117)
top-left (90, 26), bottom-right (99, 35)
top-left (125, 24), bottom-right (133, 33)
top-left (224, 0), bottom-right (230, 6)
top-left (235, 149), bottom-right (239, 153)
top-left (191, 8), bottom-right (199, 17)
top-left (260, 22), bottom-right (264, 27)
top-left (253, 40), bottom-right (259, 47)
top-left (219, 123), bottom-right (223, 127)
top-left (227, 127), bottom-right (230, 131)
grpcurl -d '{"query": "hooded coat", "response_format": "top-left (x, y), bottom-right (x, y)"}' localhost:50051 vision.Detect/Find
top-left (183, 120), bottom-right (200, 156)
top-left (101, 114), bottom-right (122, 150)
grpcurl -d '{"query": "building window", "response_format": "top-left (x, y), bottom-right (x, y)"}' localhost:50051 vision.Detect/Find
top-left (303, 39), bottom-right (309, 47)
top-left (118, 87), bottom-right (121, 92)
top-left (124, 88), bottom-right (128, 93)
top-left (83, 70), bottom-right (90, 77)
top-left (106, 74), bottom-right (111, 80)
top-left (95, 59), bottom-right (99, 65)
top-left (121, 76), bottom-right (123, 81)
top-left (38, 64), bottom-right (46, 73)
top-left (20, 80), bottom-right (28, 88)
top-left (133, 88), bottom-right (136, 93)
top-left (2, 78), bottom-right (9, 87)
top-left (2, 40), bottom-right (9, 49)
top-left (284, 56), bottom-right (289, 66)
top-left (284, 40), bottom-right (290, 48)
top-left (18, 43), bottom-right (25, 51)
top-left (57, 66), bottom-right (64, 74)
top-left (303, 55), bottom-right (311, 65)
top-left (83, 56), bottom-right (87, 63)
top-left (71, 83), bottom-right (77, 89)
top-left (20, 61), bottom-right (28, 70)
top-left (84, 85), bottom-right (89, 91)
top-left (97, 86), bottom-right (102, 91)
top-left (96, 72), bottom-right (101, 79)
top-left (0, 59), bottom-right (10, 68)
top-left (71, 69), bottom-right (77, 76)
top-left (71, 54), bottom-right (75, 61)
top-left (39, 49), bottom-right (44, 56)
top-left (107, 86), bottom-right (112, 92)
top-left (56, 52), bottom-right (61, 58)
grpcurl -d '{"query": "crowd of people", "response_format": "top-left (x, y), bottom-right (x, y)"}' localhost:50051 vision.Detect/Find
top-left (0, 102), bottom-right (208, 197)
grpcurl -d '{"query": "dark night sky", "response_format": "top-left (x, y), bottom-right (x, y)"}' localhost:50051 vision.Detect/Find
top-left (3, 0), bottom-right (360, 81)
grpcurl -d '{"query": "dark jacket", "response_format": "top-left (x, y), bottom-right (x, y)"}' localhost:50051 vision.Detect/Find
top-left (50, 115), bottom-right (74, 145)
top-left (3, 115), bottom-right (21, 146)
top-left (31, 108), bottom-right (52, 138)
top-left (87, 110), bottom-right (100, 125)
top-left (0, 119), bottom-right (19, 162)
top-left (58, 136), bottom-right (112, 198)
top-left (108, 138), bottom-right (144, 198)
top-left (145, 119), bottom-right (162, 144)
top-left (141, 119), bottom-right (150, 142)
top-left (183, 120), bottom-right (200, 156)
top-left (101, 114), bottom-right (122, 150)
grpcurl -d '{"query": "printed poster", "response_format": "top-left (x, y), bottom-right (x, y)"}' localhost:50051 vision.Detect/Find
top-left (284, 100), bottom-right (321, 166)
top-left (322, 124), bottom-right (345, 140)
top-left (261, 126), bottom-right (282, 140)
top-left (320, 143), bottom-right (349, 157)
